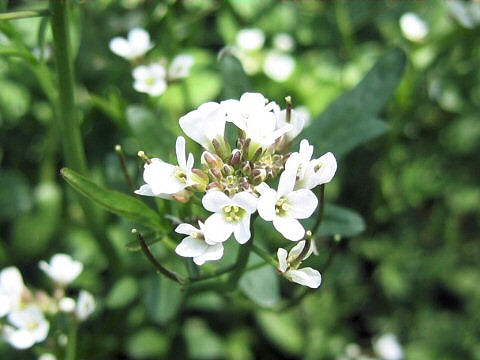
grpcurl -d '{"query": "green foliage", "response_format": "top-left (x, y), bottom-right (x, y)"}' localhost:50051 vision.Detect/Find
top-left (240, 262), bottom-right (280, 308)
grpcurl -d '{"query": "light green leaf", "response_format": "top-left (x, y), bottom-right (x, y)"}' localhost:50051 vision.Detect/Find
top-left (106, 276), bottom-right (139, 309)
top-left (183, 318), bottom-right (226, 359)
top-left (61, 168), bottom-right (162, 230)
top-left (127, 328), bottom-right (168, 359)
top-left (145, 275), bottom-right (183, 325)
top-left (306, 48), bottom-right (406, 158)
top-left (240, 262), bottom-right (280, 308)
top-left (308, 203), bottom-right (365, 237)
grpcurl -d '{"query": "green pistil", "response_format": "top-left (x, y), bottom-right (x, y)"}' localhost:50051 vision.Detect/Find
top-left (175, 167), bottom-right (187, 183)
top-left (191, 231), bottom-right (204, 241)
top-left (223, 205), bottom-right (245, 222)
top-left (275, 197), bottom-right (290, 216)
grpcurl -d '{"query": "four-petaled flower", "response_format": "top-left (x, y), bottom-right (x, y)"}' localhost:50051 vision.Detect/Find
top-left (109, 28), bottom-right (153, 61)
top-left (39, 254), bottom-right (83, 286)
top-left (277, 240), bottom-right (322, 288)
top-left (135, 136), bottom-right (194, 199)
top-left (257, 153), bottom-right (318, 241)
top-left (0, 267), bottom-right (25, 317)
top-left (3, 305), bottom-right (50, 349)
top-left (168, 54), bottom-right (195, 81)
top-left (202, 191), bottom-right (257, 244)
top-left (132, 64), bottom-right (168, 97)
top-left (175, 222), bottom-right (224, 265)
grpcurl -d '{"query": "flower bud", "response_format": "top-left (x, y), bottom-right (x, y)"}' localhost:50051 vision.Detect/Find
top-left (209, 168), bottom-right (223, 181)
top-left (229, 149), bottom-right (242, 165)
top-left (252, 168), bottom-right (267, 183)
top-left (241, 161), bottom-right (252, 176)
top-left (250, 146), bottom-right (263, 163)
top-left (211, 137), bottom-right (231, 159)
top-left (202, 151), bottom-right (223, 169)
top-left (222, 164), bottom-right (234, 176)
top-left (241, 138), bottom-right (251, 160)
top-left (206, 182), bottom-right (223, 192)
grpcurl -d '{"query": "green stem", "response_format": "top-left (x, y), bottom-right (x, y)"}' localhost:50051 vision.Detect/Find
top-left (250, 243), bottom-right (278, 268)
top-left (65, 319), bottom-right (77, 360)
top-left (311, 185), bottom-right (325, 235)
top-left (115, 145), bottom-right (135, 193)
top-left (0, 9), bottom-right (50, 21)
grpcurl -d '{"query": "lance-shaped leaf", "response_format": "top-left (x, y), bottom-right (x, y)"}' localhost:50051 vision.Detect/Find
top-left (219, 48), bottom-right (250, 99)
top-left (305, 48), bottom-right (407, 158)
top-left (61, 168), bottom-right (162, 229)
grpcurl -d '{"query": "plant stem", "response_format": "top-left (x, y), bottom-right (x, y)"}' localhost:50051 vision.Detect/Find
top-left (311, 184), bottom-right (325, 235)
top-left (132, 229), bottom-right (184, 285)
top-left (250, 243), bottom-right (278, 268)
top-left (0, 9), bottom-right (50, 21)
top-left (65, 319), bottom-right (77, 360)
top-left (115, 145), bottom-right (135, 193)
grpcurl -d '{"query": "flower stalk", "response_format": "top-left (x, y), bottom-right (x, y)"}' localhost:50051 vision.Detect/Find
top-left (0, 9), bottom-right (50, 21)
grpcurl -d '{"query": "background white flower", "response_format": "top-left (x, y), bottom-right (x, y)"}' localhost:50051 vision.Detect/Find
top-left (179, 102), bottom-right (226, 150)
top-left (399, 13), bottom-right (428, 42)
top-left (168, 54), bottom-right (194, 80)
top-left (273, 33), bottom-right (295, 52)
top-left (38, 353), bottom-right (57, 360)
top-left (58, 297), bottom-right (76, 313)
top-left (4, 305), bottom-right (49, 349)
top-left (263, 52), bottom-right (295, 82)
top-left (110, 28), bottom-right (153, 60)
top-left (373, 333), bottom-right (404, 360)
top-left (135, 136), bottom-right (194, 198)
top-left (132, 64), bottom-right (167, 96)
top-left (236, 28), bottom-right (265, 52)
top-left (277, 241), bottom-right (322, 288)
top-left (76, 290), bottom-right (95, 322)
top-left (0, 267), bottom-right (25, 317)
top-left (175, 222), bottom-right (224, 265)
top-left (109, 28), bottom-right (153, 60)
top-left (39, 254), bottom-right (83, 285)
top-left (202, 191), bottom-right (257, 244)
top-left (257, 154), bottom-right (318, 241)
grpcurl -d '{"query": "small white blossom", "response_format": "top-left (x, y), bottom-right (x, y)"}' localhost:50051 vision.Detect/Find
top-left (222, 92), bottom-right (292, 149)
top-left (175, 222), bottom-right (224, 265)
top-left (179, 102), bottom-right (227, 151)
top-left (109, 28), bottom-right (153, 60)
top-left (0, 267), bottom-right (25, 317)
top-left (202, 191), bottom-right (257, 244)
top-left (75, 291), bottom-right (95, 322)
top-left (263, 52), bottom-right (295, 82)
top-left (287, 139), bottom-right (337, 190)
top-left (168, 54), bottom-right (194, 80)
top-left (39, 254), bottom-right (83, 286)
top-left (374, 333), bottom-right (404, 360)
top-left (39, 354), bottom-right (57, 360)
top-left (273, 33), bottom-right (295, 52)
top-left (275, 108), bottom-right (307, 144)
top-left (399, 13), bottom-right (428, 42)
top-left (257, 154), bottom-right (318, 241)
top-left (277, 241), bottom-right (322, 288)
top-left (3, 305), bottom-right (49, 349)
top-left (58, 297), bottom-right (76, 313)
top-left (135, 136), bottom-right (195, 199)
top-left (132, 64), bottom-right (167, 96)
top-left (236, 28), bottom-right (265, 52)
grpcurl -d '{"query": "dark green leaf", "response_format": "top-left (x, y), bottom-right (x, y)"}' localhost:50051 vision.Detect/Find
top-left (0, 170), bottom-right (32, 221)
top-left (145, 275), bottom-right (183, 325)
top-left (61, 168), bottom-right (162, 230)
top-left (106, 276), bottom-right (139, 309)
top-left (127, 328), bottom-right (168, 359)
top-left (240, 261), bottom-right (280, 308)
top-left (219, 50), bottom-right (250, 99)
top-left (314, 203), bottom-right (366, 237)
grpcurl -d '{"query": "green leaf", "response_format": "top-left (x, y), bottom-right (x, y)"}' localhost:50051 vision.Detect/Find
top-left (0, 170), bottom-right (32, 221)
top-left (127, 328), bottom-right (168, 359)
top-left (61, 168), bottom-right (162, 230)
top-left (219, 50), bottom-right (250, 99)
top-left (313, 204), bottom-right (366, 237)
top-left (145, 275), bottom-right (183, 325)
top-left (183, 318), bottom-right (226, 359)
top-left (106, 276), bottom-right (139, 309)
top-left (240, 261), bottom-right (280, 308)
top-left (307, 48), bottom-right (406, 158)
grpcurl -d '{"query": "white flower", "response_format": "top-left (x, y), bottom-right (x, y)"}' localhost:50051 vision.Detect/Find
top-left (175, 222), bottom-right (224, 265)
top-left (168, 54), bottom-right (194, 80)
top-left (3, 305), bottom-right (49, 349)
top-left (287, 139), bottom-right (337, 190)
top-left (202, 191), bottom-right (257, 244)
top-left (222, 92), bottom-right (292, 149)
top-left (135, 136), bottom-right (195, 199)
top-left (39, 254), bottom-right (83, 286)
top-left (58, 297), bottom-right (76, 313)
top-left (273, 33), bottom-right (295, 52)
top-left (373, 333), bottom-right (404, 360)
top-left (257, 154), bottom-right (318, 241)
top-left (295, 106), bottom-right (311, 127)
top-left (277, 241), bottom-right (322, 288)
top-left (39, 354), bottom-right (57, 360)
top-left (75, 291), bottom-right (95, 322)
top-left (399, 13), bottom-right (428, 42)
top-left (132, 64), bottom-right (167, 96)
top-left (263, 52), bottom-right (295, 82)
top-left (179, 102), bottom-right (227, 150)
top-left (275, 108), bottom-right (307, 144)
top-left (236, 28), bottom-right (265, 52)
top-left (0, 267), bottom-right (25, 317)
top-left (109, 28), bottom-right (153, 60)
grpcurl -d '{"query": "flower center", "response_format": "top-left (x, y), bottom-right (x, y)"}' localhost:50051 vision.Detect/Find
top-left (314, 163), bottom-right (323, 172)
top-left (191, 231), bottom-right (204, 241)
top-left (275, 197), bottom-right (290, 216)
top-left (26, 320), bottom-right (39, 331)
top-left (223, 205), bottom-right (245, 222)
top-left (145, 77), bottom-right (156, 86)
top-left (174, 167), bottom-right (188, 183)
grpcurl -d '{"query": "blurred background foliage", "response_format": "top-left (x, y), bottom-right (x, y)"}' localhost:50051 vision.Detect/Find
top-left (1, 0), bottom-right (480, 359)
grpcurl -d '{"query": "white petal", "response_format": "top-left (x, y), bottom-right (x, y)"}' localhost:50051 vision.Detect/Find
top-left (202, 191), bottom-right (231, 212)
top-left (149, 64), bottom-right (166, 78)
top-left (240, 92), bottom-right (268, 114)
top-left (175, 236), bottom-right (208, 257)
top-left (174, 223), bottom-right (198, 236)
top-left (236, 29), bottom-right (265, 51)
top-left (285, 189), bottom-right (318, 219)
top-left (175, 136), bottom-right (187, 169)
top-left (203, 213), bottom-right (233, 243)
top-left (307, 152), bottom-right (337, 188)
top-left (233, 214), bottom-right (251, 244)
top-left (127, 28), bottom-right (152, 57)
top-left (168, 54), bottom-right (194, 80)
top-left (276, 248), bottom-right (288, 273)
top-left (232, 191), bottom-right (257, 214)
top-left (286, 268), bottom-right (322, 288)
top-left (193, 243), bottom-right (224, 265)
top-left (3, 327), bottom-right (36, 349)
top-left (287, 240), bottom-right (306, 263)
top-left (109, 37), bottom-right (132, 59)
top-left (0, 267), bottom-right (24, 300)
top-left (263, 52), bottom-right (295, 82)
top-left (76, 291), bottom-right (95, 321)
top-left (0, 294), bottom-right (10, 317)
top-left (257, 187), bottom-right (277, 221)
top-left (134, 184), bottom-right (155, 197)
top-left (277, 154), bottom-right (299, 197)
top-left (39, 254), bottom-right (83, 285)
top-left (146, 80), bottom-right (167, 97)
top-left (273, 216), bottom-right (305, 241)
top-left (132, 65), bottom-right (150, 80)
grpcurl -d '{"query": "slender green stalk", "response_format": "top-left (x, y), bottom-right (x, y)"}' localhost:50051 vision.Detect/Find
top-left (65, 319), bottom-right (77, 360)
top-left (250, 243), bottom-right (278, 268)
top-left (311, 185), bottom-right (325, 235)
top-left (0, 9), bottom-right (50, 21)
top-left (115, 145), bottom-right (135, 193)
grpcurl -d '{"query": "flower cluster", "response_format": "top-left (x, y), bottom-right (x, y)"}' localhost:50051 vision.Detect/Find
top-left (109, 28), bottom-right (194, 96)
top-left (0, 254), bottom-right (95, 352)
top-left (136, 92), bottom-right (337, 288)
